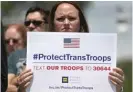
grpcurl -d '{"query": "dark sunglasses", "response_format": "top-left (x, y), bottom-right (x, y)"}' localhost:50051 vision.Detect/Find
top-left (5, 39), bottom-right (19, 44)
top-left (24, 20), bottom-right (44, 26)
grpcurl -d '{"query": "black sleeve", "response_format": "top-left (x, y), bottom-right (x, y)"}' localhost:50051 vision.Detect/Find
top-left (1, 22), bottom-right (8, 92)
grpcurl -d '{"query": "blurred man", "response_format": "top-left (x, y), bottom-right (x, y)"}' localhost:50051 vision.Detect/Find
top-left (7, 6), bottom-right (49, 92)
top-left (4, 24), bottom-right (27, 55)
top-left (24, 6), bottom-right (48, 31)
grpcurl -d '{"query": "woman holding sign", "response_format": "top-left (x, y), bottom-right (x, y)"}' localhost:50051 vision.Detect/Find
top-left (49, 2), bottom-right (124, 92)
top-left (18, 1), bottom-right (124, 92)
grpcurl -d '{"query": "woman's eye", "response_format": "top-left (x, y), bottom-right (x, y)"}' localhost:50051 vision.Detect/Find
top-left (69, 17), bottom-right (76, 21)
top-left (56, 18), bottom-right (64, 21)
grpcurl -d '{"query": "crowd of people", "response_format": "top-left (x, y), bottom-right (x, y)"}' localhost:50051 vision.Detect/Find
top-left (2, 1), bottom-right (124, 92)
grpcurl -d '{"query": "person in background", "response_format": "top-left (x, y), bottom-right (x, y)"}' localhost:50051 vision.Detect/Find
top-left (4, 24), bottom-right (27, 55)
top-left (24, 6), bottom-right (49, 31)
top-left (7, 6), bottom-right (49, 92)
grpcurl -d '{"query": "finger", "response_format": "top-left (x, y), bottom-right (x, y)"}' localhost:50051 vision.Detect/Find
top-left (19, 69), bottom-right (31, 77)
top-left (17, 76), bottom-right (21, 85)
top-left (113, 68), bottom-right (124, 76)
top-left (20, 73), bottom-right (33, 85)
top-left (23, 75), bottom-right (33, 84)
top-left (24, 82), bottom-right (31, 88)
top-left (110, 79), bottom-right (121, 90)
top-left (20, 71), bottom-right (33, 81)
top-left (109, 75), bottom-right (123, 87)
top-left (109, 72), bottom-right (124, 82)
top-left (18, 69), bottom-right (33, 87)
top-left (21, 75), bottom-right (33, 86)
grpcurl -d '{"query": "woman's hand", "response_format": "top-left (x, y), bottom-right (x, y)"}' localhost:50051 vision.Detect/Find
top-left (17, 69), bottom-right (33, 91)
top-left (109, 67), bottom-right (124, 92)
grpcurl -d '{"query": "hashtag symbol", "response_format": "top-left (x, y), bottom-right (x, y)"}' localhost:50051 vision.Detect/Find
top-left (33, 54), bottom-right (38, 60)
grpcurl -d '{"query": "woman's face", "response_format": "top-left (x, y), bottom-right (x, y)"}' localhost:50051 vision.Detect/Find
top-left (54, 3), bottom-right (80, 32)
top-left (5, 27), bottom-right (24, 54)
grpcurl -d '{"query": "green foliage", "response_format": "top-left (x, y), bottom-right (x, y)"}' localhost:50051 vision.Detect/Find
top-left (1, 1), bottom-right (14, 15)
top-left (117, 60), bottom-right (132, 92)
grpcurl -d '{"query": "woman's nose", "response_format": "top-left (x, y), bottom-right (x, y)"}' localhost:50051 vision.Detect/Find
top-left (64, 18), bottom-right (69, 25)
